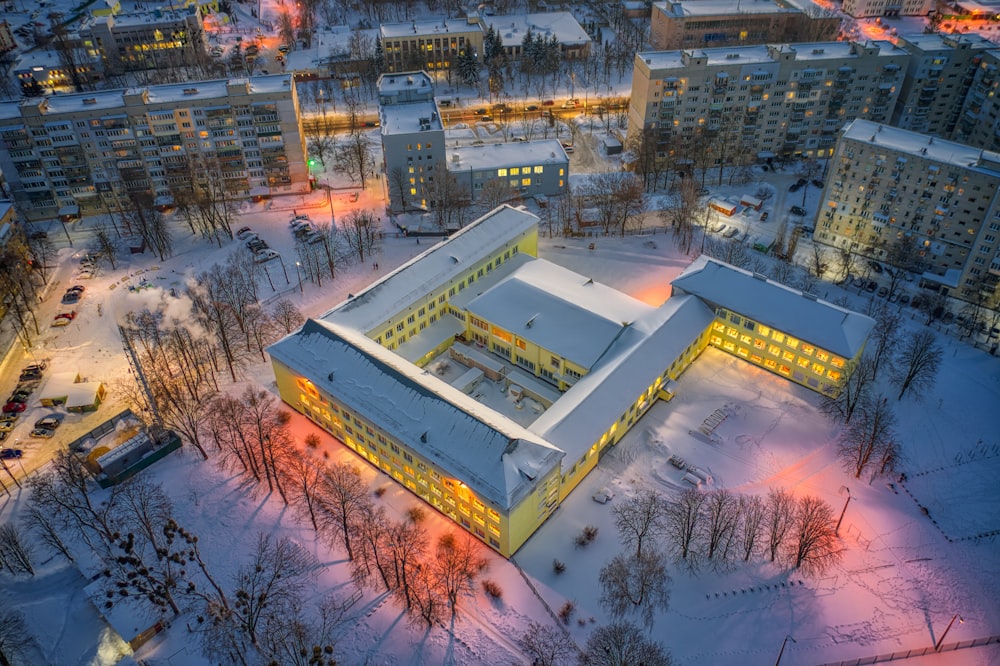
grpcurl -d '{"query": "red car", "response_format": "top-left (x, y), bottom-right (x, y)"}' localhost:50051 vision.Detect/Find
top-left (3, 402), bottom-right (26, 414)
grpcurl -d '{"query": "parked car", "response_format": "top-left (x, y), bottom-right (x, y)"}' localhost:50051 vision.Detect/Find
top-left (34, 415), bottom-right (61, 430)
top-left (61, 291), bottom-right (80, 305)
top-left (5, 394), bottom-right (27, 405)
top-left (30, 428), bottom-right (55, 438)
top-left (789, 206), bottom-right (807, 216)
top-left (789, 182), bottom-right (802, 192)
top-left (247, 240), bottom-right (268, 253)
top-left (541, 99), bottom-right (555, 106)
top-left (474, 108), bottom-right (487, 115)
top-left (801, 226), bottom-right (815, 235)
top-left (3, 402), bottom-right (26, 415)
top-left (877, 286), bottom-right (889, 298)
top-left (811, 179), bottom-right (824, 188)
top-left (52, 311), bottom-right (77, 326)
top-left (254, 249), bottom-right (280, 263)
top-left (0, 419), bottom-right (15, 432)
top-left (0, 449), bottom-right (23, 459)
top-left (760, 211), bottom-right (769, 222)
top-left (697, 188), bottom-right (710, 196)
top-left (236, 226), bottom-right (254, 239)
top-left (278, 44), bottom-right (290, 54)
top-left (479, 115), bottom-right (493, 122)
top-left (67, 285), bottom-right (85, 293)
top-left (868, 260), bottom-right (884, 274)
top-left (561, 98), bottom-right (579, 109)
top-left (866, 281), bottom-right (877, 293)
top-left (289, 214), bottom-right (310, 225)
top-left (363, 120), bottom-right (380, 127)
top-left (525, 104), bottom-right (539, 111)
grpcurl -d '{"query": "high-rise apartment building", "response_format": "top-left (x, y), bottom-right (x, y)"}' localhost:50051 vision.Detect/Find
top-left (818, 119), bottom-right (1000, 303)
top-left (628, 40), bottom-right (909, 160)
top-left (377, 72), bottom-right (446, 213)
top-left (0, 74), bottom-right (307, 221)
top-left (953, 49), bottom-right (1000, 151)
top-left (649, 0), bottom-right (841, 51)
top-left (891, 33), bottom-right (993, 137)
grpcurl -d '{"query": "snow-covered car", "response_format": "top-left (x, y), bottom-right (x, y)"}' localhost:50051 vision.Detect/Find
top-left (52, 311), bottom-right (77, 326)
top-left (289, 214), bottom-right (310, 226)
top-left (722, 227), bottom-right (740, 238)
top-left (0, 419), bottom-right (15, 432)
top-left (592, 488), bottom-right (615, 504)
top-left (61, 291), bottom-right (80, 305)
top-left (236, 226), bottom-right (254, 239)
top-left (254, 249), bottom-right (280, 263)
top-left (29, 428), bottom-right (55, 439)
top-left (34, 416), bottom-right (61, 430)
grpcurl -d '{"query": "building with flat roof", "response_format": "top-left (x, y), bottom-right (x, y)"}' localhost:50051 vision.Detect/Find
top-left (79, 5), bottom-right (207, 73)
top-left (268, 205), bottom-right (874, 557)
top-left (649, 0), bottom-right (841, 51)
top-left (446, 140), bottom-right (569, 202)
top-left (818, 119), bottom-right (1000, 304)
top-left (482, 12), bottom-right (592, 59)
top-left (380, 17), bottom-right (483, 73)
top-left (628, 40), bottom-right (908, 161)
top-left (0, 75), bottom-right (307, 220)
top-left (842, 0), bottom-right (931, 17)
top-left (953, 49), bottom-right (1000, 151)
top-left (891, 33), bottom-right (994, 137)
top-left (13, 49), bottom-right (103, 96)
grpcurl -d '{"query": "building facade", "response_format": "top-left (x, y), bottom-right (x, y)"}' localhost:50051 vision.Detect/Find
top-left (80, 6), bottom-right (207, 73)
top-left (0, 75), bottom-right (307, 220)
top-left (649, 0), bottom-right (841, 51)
top-left (447, 140), bottom-right (569, 202)
top-left (841, 0), bottom-right (931, 18)
top-left (818, 119), bottom-right (1000, 303)
top-left (269, 206), bottom-right (873, 557)
top-left (377, 72), bottom-right (446, 213)
top-left (953, 49), bottom-right (1000, 151)
top-left (628, 40), bottom-right (909, 161)
top-left (891, 34), bottom-right (993, 137)
top-left (380, 18), bottom-right (484, 73)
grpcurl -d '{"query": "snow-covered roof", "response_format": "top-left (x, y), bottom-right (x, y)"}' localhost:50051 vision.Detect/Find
top-left (530, 295), bottom-right (716, 462)
top-left (320, 205), bottom-right (540, 333)
top-left (482, 12), bottom-right (591, 47)
top-left (654, 0), bottom-right (799, 17)
top-left (896, 32), bottom-right (996, 52)
top-left (841, 120), bottom-right (1000, 174)
top-left (670, 256), bottom-right (874, 359)
top-left (268, 319), bottom-right (563, 510)
top-left (637, 40), bottom-right (901, 71)
top-left (447, 140), bottom-right (568, 172)
top-left (465, 259), bottom-right (652, 369)
top-left (380, 17), bottom-right (482, 39)
top-left (380, 101), bottom-right (443, 135)
top-left (378, 71), bottom-right (434, 95)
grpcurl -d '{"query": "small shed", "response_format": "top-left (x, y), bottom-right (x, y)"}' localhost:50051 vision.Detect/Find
top-left (739, 194), bottom-right (763, 211)
top-left (602, 135), bottom-right (623, 155)
top-left (708, 198), bottom-right (738, 216)
top-left (39, 371), bottom-right (106, 412)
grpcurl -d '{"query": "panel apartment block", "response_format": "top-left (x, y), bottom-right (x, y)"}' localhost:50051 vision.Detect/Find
top-left (628, 40), bottom-right (909, 161)
top-left (0, 75), bottom-right (307, 221)
top-left (954, 49), bottom-right (1000, 151)
top-left (818, 119), bottom-right (1000, 303)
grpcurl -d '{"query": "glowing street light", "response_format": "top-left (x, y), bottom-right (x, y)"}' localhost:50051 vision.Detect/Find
top-left (935, 614), bottom-right (963, 651)
top-left (294, 261), bottom-right (303, 294)
top-left (835, 485), bottom-right (852, 536)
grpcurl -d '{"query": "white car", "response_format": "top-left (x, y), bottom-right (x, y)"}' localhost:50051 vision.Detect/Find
top-left (289, 215), bottom-right (310, 226)
top-left (254, 249), bottom-right (280, 263)
top-left (236, 226), bottom-right (254, 239)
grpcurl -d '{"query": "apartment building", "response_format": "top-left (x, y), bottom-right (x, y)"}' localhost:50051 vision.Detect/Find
top-left (628, 40), bottom-right (909, 161)
top-left (380, 17), bottom-right (484, 73)
top-left (841, 0), bottom-right (932, 18)
top-left (80, 6), bottom-right (207, 72)
top-left (890, 33), bottom-right (994, 137)
top-left (649, 0), bottom-right (841, 51)
top-left (818, 119), bottom-right (1000, 303)
top-left (0, 74), bottom-right (307, 221)
top-left (447, 140), bottom-right (569, 202)
top-left (269, 205), bottom-right (873, 556)
top-left (378, 72), bottom-right (446, 213)
top-left (953, 49), bottom-right (1000, 151)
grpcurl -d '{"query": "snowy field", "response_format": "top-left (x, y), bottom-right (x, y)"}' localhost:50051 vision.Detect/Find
top-left (2, 207), bottom-right (999, 665)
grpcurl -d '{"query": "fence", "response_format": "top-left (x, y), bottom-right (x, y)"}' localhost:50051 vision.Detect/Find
top-left (816, 634), bottom-right (1000, 665)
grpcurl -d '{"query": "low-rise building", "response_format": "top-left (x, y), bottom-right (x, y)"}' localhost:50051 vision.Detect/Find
top-left (482, 12), bottom-right (592, 60)
top-left (79, 5), bottom-right (207, 73)
top-left (446, 140), bottom-right (569, 202)
top-left (14, 49), bottom-right (103, 96)
top-left (0, 75), bottom-right (307, 220)
top-left (818, 119), bottom-right (1000, 303)
top-left (842, 0), bottom-right (932, 18)
top-left (649, 0), bottom-right (841, 51)
top-left (268, 205), bottom-right (873, 557)
top-left (380, 17), bottom-right (483, 73)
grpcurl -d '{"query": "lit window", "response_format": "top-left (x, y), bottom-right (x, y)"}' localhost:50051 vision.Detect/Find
top-left (533, 166), bottom-right (543, 174)
top-left (497, 168), bottom-right (507, 176)
top-left (510, 167), bottom-right (520, 175)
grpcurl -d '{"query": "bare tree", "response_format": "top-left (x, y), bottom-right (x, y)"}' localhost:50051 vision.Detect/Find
top-left (271, 299), bottom-right (305, 334)
top-left (333, 132), bottom-right (377, 189)
top-left (736, 494), bottom-right (767, 562)
top-left (340, 209), bottom-right (381, 264)
top-left (317, 462), bottom-right (371, 560)
top-left (90, 222), bottom-right (121, 270)
top-left (765, 488), bottom-right (796, 563)
top-left (259, 592), bottom-right (355, 666)
top-left (612, 490), bottom-right (666, 559)
top-left (598, 551), bottom-right (671, 629)
top-left (388, 166), bottom-right (410, 213)
top-left (434, 532), bottom-right (487, 618)
top-left (867, 305), bottom-right (902, 377)
top-left (838, 394), bottom-right (897, 479)
top-left (0, 609), bottom-right (33, 666)
top-left (518, 621), bottom-right (578, 666)
top-left (429, 173), bottom-right (473, 231)
top-left (24, 506), bottom-right (74, 563)
top-left (702, 490), bottom-right (739, 563)
top-left (820, 356), bottom-right (875, 425)
top-left (581, 621), bottom-right (672, 666)
top-left (351, 503), bottom-right (396, 593)
top-left (664, 489), bottom-right (706, 564)
top-left (891, 329), bottom-right (943, 401)
top-left (0, 524), bottom-right (35, 575)
top-left (786, 496), bottom-right (842, 574)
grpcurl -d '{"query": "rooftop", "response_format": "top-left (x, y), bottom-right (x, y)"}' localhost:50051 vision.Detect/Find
top-left (482, 12), bottom-right (591, 47)
top-left (670, 256), bottom-right (875, 359)
top-left (638, 40), bottom-right (902, 71)
top-left (895, 32), bottom-right (997, 51)
top-left (447, 140), bottom-right (568, 172)
top-left (380, 17), bottom-right (481, 39)
top-left (841, 119), bottom-right (1000, 174)
top-left (655, 0), bottom-right (799, 17)
top-left (380, 100), bottom-right (443, 135)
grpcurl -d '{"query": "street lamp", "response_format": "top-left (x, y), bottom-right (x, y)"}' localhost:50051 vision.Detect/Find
top-left (935, 614), bottom-right (963, 651)
top-left (295, 261), bottom-right (303, 294)
top-left (775, 634), bottom-right (796, 666)
top-left (835, 486), bottom-right (852, 536)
